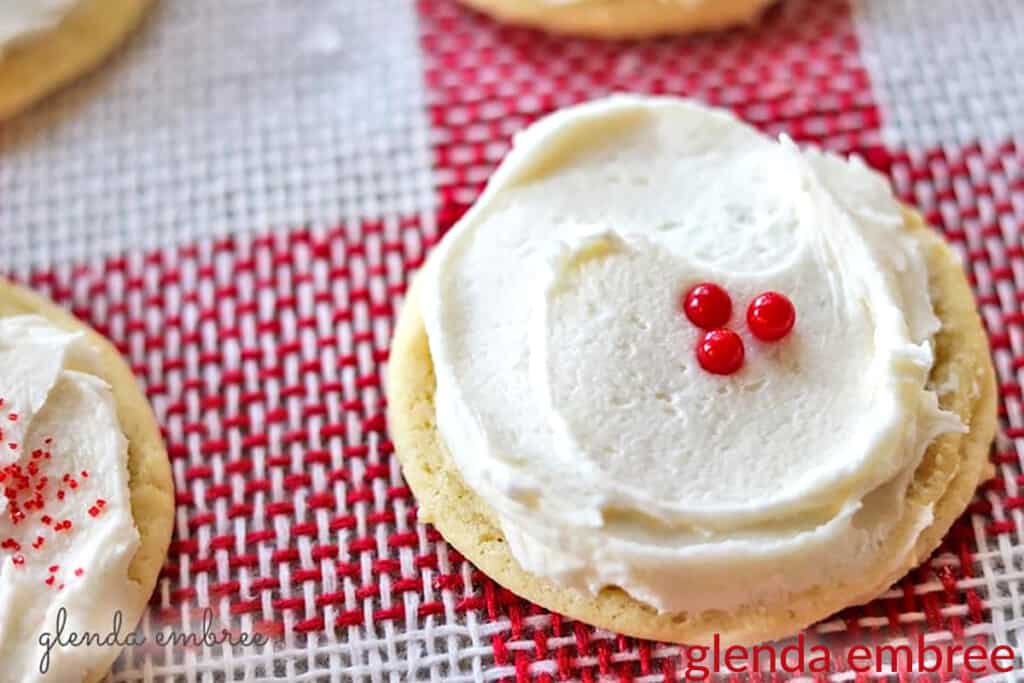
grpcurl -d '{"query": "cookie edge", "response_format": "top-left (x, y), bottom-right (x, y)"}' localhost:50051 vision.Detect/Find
top-left (0, 0), bottom-right (154, 121)
top-left (454, 0), bottom-right (776, 38)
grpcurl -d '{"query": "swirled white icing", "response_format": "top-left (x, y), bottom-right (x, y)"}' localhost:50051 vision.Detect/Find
top-left (0, 316), bottom-right (140, 683)
top-left (419, 96), bottom-right (963, 613)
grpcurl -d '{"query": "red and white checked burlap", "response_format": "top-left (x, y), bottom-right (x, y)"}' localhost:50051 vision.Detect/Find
top-left (0, 0), bottom-right (1021, 679)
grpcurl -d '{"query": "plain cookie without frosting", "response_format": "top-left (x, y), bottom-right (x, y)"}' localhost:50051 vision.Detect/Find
top-left (455, 0), bottom-right (777, 38)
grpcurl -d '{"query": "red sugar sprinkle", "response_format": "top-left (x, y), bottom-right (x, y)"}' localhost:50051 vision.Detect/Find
top-left (7, 413), bottom-right (16, 422)
top-left (80, 470), bottom-right (89, 478)
top-left (88, 507), bottom-right (99, 518)
top-left (74, 568), bottom-right (84, 577)
top-left (68, 480), bottom-right (78, 490)
top-left (53, 522), bottom-right (62, 531)
top-left (96, 499), bottom-right (106, 508)
top-left (11, 554), bottom-right (24, 566)
top-left (1, 538), bottom-right (20, 551)
top-left (44, 576), bottom-right (54, 586)
top-left (48, 565), bottom-right (58, 573)
top-left (41, 515), bottom-right (52, 525)
top-left (43, 437), bottom-right (52, 445)
top-left (7, 443), bottom-right (15, 450)
top-left (32, 537), bottom-right (44, 549)
top-left (56, 491), bottom-right (65, 500)
top-left (62, 520), bottom-right (72, 530)
top-left (61, 474), bottom-right (70, 483)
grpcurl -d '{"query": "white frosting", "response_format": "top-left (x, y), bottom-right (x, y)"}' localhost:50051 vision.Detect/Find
top-left (0, 0), bottom-right (79, 57)
top-left (420, 96), bottom-right (964, 613)
top-left (0, 316), bottom-right (140, 683)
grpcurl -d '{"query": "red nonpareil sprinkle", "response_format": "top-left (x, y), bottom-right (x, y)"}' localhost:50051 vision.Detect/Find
top-left (682, 282), bottom-right (733, 330)
top-left (746, 291), bottom-right (796, 342)
top-left (696, 329), bottom-right (746, 376)
top-left (7, 413), bottom-right (16, 422)
top-left (43, 437), bottom-right (52, 445)
top-left (68, 480), bottom-right (78, 490)
top-left (32, 536), bottom-right (44, 549)
top-left (61, 474), bottom-right (70, 483)
top-left (96, 499), bottom-right (106, 508)
top-left (80, 470), bottom-right (89, 478)
top-left (88, 507), bottom-right (100, 517)
top-left (48, 565), bottom-right (58, 573)
top-left (7, 443), bottom-right (15, 450)
top-left (57, 491), bottom-right (65, 501)
top-left (11, 554), bottom-right (24, 566)
top-left (62, 520), bottom-right (72, 530)
top-left (53, 522), bottom-right (62, 531)
top-left (45, 576), bottom-right (54, 586)
top-left (41, 515), bottom-right (52, 525)
top-left (74, 568), bottom-right (84, 577)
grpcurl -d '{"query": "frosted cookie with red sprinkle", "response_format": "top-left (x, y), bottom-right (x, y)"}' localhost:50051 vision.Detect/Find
top-left (387, 96), bottom-right (998, 645)
top-left (0, 282), bottom-right (172, 682)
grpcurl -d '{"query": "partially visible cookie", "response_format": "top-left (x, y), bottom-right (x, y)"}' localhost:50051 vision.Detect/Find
top-left (455, 0), bottom-right (777, 38)
top-left (0, 280), bottom-right (174, 682)
top-left (0, 0), bottom-right (153, 121)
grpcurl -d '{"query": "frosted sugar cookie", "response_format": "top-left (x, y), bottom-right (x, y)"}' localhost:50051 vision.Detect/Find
top-left (0, 281), bottom-right (173, 682)
top-left (388, 96), bottom-right (997, 645)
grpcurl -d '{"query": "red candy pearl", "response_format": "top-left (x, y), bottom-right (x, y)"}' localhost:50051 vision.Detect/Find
top-left (697, 329), bottom-right (745, 375)
top-left (682, 283), bottom-right (732, 329)
top-left (747, 292), bottom-right (796, 341)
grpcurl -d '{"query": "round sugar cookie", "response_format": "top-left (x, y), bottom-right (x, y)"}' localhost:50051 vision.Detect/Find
top-left (386, 209), bottom-right (997, 646)
top-left (455, 0), bottom-right (777, 38)
top-left (0, 0), bottom-right (153, 121)
top-left (0, 280), bottom-right (174, 682)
